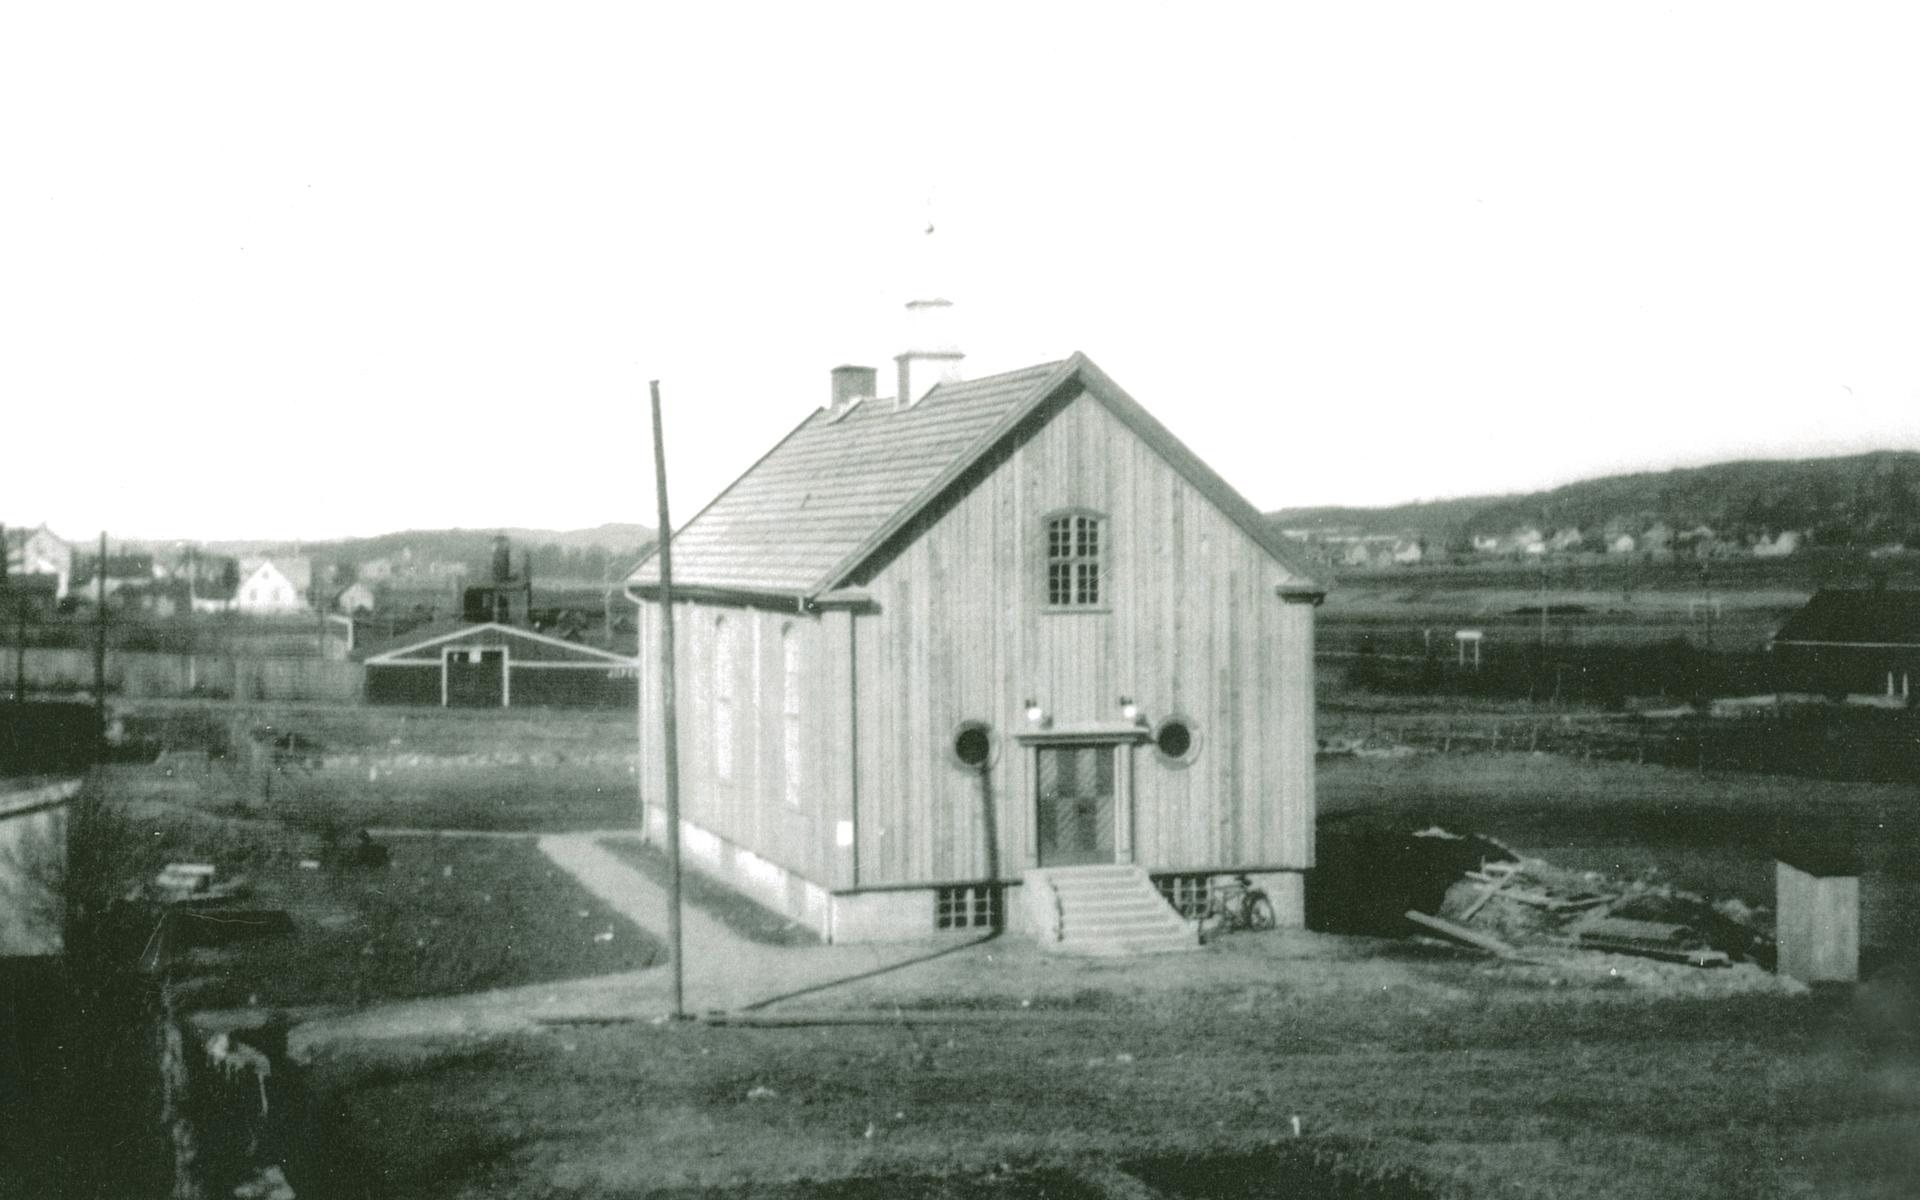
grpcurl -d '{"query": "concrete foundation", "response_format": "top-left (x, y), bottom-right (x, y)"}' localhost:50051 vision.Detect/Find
top-left (641, 805), bottom-right (1306, 945)
top-left (1244, 871), bottom-right (1308, 928)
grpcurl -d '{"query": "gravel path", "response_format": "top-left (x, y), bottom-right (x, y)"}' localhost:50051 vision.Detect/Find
top-left (535, 833), bottom-right (739, 957)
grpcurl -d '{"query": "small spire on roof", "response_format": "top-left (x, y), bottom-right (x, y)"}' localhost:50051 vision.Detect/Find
top-left (896, 196), bottom-right (963, 409)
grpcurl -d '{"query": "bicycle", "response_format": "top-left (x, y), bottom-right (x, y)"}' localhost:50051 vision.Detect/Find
top-left (1198, 873), bottom-right (1276, 940)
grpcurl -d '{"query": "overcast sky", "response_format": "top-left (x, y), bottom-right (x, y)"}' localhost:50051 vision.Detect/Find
top-left (5, 3), bottom-right (1919, 543)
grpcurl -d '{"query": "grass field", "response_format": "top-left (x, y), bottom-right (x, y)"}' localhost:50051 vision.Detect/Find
top-left (80, 766), bottom-right (660, 1009)
top-left (293, 943), bottom-right (1920, 1200)
top-left (118, 696), bottom-right (641, 831)
top-left (119, 696), bottom-right (635, 759)
top-left (61, 699), bottom-right (1920, 1198)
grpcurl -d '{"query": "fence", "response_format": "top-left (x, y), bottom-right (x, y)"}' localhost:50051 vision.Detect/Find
top-left (1325, 640), bottom-right (1778, 706)
top-left (1322, 705), bottom-right (1920, 784)
top-left (8, 647), bottom-right (364, 703)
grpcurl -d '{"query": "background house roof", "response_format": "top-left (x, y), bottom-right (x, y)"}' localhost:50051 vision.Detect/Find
top-left (628, 354), bottom-right (1323, 599)
top-left (1774, 588), bottom-right (1920, 646)
top-left (242, 556), bottom-right (313, 592)
top-left (75, 552), bottom-right (154, 583)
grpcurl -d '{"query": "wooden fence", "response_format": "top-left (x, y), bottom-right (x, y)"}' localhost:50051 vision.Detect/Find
top-left (8, 647), bottom-right (364, 703)
top-left (1322, 707), bottom-right (1920, 784)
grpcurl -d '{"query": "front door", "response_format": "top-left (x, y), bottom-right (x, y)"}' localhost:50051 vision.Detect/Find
top-left (445, 648), bottom-right (506, 707)
top-left (1036, 744), bottom-right (1116, 866)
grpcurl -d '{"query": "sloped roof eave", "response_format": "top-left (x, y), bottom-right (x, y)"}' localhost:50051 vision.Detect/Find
top-left (361, 621), bottom-right (638, 664)
top-left (623, 581), bottom-right (812, 611)
top-left (817, 353), bottom-right (1327, 593)
top-left (625, 405), bottom-right (830, 592)
top-left (809, 356), bottom-right (1085, 594)
top-left (626, 353), bottom-right (1326, 599)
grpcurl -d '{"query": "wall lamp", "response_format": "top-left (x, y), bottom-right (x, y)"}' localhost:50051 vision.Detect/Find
top-left (1023, 698), bottom-right (1049, 727)
top-left (1118, 695), bottom-right (1141, 724)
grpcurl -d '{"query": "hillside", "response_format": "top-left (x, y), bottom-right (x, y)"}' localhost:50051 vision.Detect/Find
top-left (1265, 495), bottom-right (1512, 542)
top-left (1268, 451), bottom-right (1920, 550)
top-left (129, 524), bottom-right (658, 584)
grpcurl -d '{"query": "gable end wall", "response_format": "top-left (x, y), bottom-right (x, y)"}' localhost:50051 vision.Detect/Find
top-left (850, 391), bottom-right (1315, 885)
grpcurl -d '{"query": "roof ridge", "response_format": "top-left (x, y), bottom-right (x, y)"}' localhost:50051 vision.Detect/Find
top-left (624, 352), bottom-right (1323, 600)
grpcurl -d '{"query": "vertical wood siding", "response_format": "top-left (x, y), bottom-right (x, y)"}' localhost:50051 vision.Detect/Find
top-left (848, 390), bottom-right (1316, 886)
top-left (636, 386), bottom-right (1317, 894)
top-left (636, 600), bottom-right (838, 886)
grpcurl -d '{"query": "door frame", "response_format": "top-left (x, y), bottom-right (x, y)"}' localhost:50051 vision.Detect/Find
top-left (441, 644), bottom-right (510, 707)
top-left (1016, 725), bottom-right (1146, 868)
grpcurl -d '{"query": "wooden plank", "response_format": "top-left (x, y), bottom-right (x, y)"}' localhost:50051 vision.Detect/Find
top-left (1460, 869), bottom-right (1515, 921)
top-left (1405, 910), bottom-right (1522, 958)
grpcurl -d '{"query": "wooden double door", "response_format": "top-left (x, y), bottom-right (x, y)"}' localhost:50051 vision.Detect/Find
top-left (1035, 743), bottom-right (1117, 866)
top-left (445, 648), bottom-right (506, 707)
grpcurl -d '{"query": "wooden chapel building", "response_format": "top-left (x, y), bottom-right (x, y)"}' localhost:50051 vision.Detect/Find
top-left (627, 331), bottom-right (1325, 948)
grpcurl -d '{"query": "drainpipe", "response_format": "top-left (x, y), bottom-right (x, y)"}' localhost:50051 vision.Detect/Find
top-left (847, 612), bottom-right (860, 889)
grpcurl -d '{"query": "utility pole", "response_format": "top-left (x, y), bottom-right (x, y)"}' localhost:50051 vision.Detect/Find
top-left (1, 521), bottom-right (15, 704)
top-left (14, 596), bottom-right (25, 704)
top-left (651, 380), bottom-right (687, 1021)
top-left (94, 532), bottom-right (107, 742)
top-left (1700, 562), bottom-right (1715, 649)
top-left (522, 549), bottom-right (534, 627)
top-left (1538, 560), bottom-right (1549, 650)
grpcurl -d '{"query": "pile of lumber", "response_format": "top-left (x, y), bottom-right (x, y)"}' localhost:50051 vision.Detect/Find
top-left (1404, 840), bottom-right (1768, 969)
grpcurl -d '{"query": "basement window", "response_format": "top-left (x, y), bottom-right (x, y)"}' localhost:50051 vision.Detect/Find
top-left (1154, 874), bottom-right (1212, 921)
top-left (935, 884), bottom-right (1003, 930)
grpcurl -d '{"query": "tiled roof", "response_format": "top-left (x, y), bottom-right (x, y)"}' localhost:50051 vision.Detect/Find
top-left (1774, 588), bottom-right (1920, 646)
top-left (630, 361), bottom-right (1067, 595)
top-left (628, 353), bottom-right (1323, 600)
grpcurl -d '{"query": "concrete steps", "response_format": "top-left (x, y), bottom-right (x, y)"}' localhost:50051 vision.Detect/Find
top-left (1022, 864), bottom-right (1197, 956)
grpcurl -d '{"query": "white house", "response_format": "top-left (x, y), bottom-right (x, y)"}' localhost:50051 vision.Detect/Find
top-left (5, 524), bottom-right (74, 599)
top-left (1753, 530), bottom-right (1802, 558)
top-left (235, 557), bottom-right (312, 615)
top-left (1608, 532), bottom-right (1637, 554)
top-left (335, 581), bottom-right (377, 614)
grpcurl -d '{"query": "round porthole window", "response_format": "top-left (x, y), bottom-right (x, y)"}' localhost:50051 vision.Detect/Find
top-left (1154, 716), bottom-right (1200, 766)
top-left (950, 721), bottom-right (998, 770)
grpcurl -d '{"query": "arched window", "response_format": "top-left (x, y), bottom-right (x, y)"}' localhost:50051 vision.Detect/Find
top-left (781, 626), bottom-right (802, 808)
top-left (713, 616), bottom-right (734, 782)
top-left (1045, 512), bottom-right (1106, 608)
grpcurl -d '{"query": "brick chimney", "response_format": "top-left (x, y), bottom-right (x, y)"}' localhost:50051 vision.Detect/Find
top-left (830, 365), bottom-right (876, 415)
